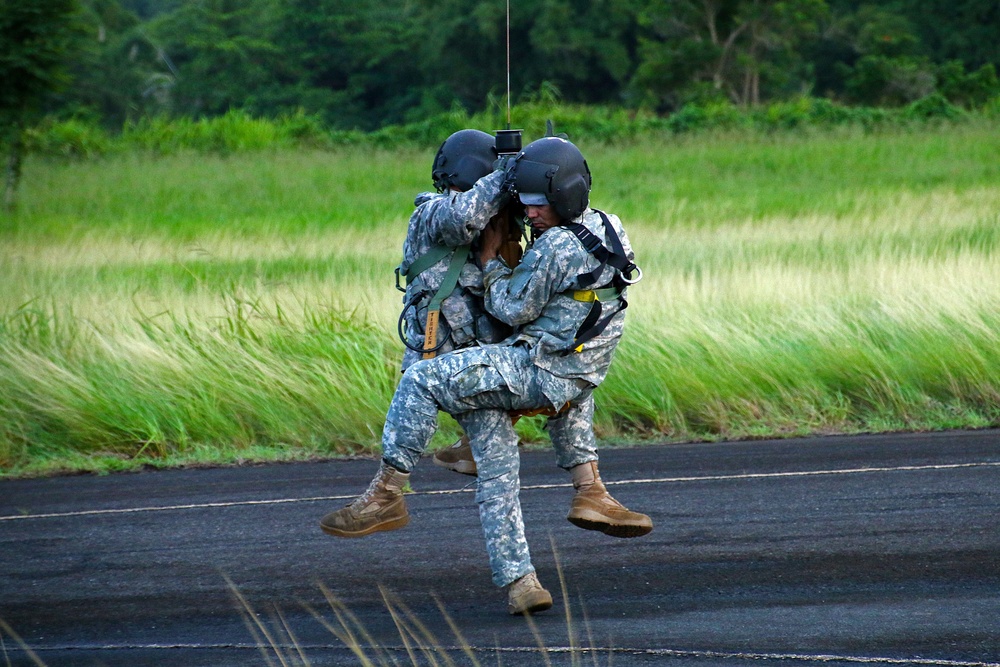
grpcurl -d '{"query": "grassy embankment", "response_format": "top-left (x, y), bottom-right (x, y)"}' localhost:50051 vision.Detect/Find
top-left (2, 123), bottom-right (999, 477)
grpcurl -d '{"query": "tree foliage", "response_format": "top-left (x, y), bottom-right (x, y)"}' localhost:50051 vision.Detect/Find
top-left (1, 0), bottom-right (85, 210)
top-left (1, 0), bottom-right (83, 127)
top-left (634, 0), bottom-right (829, 109)
top-left (7, 0), bottom-right (1000, 135)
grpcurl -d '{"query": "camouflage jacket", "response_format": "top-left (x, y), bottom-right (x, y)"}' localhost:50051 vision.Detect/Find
top-left (482, 208), bottom-right (635, 406)
top-left (398, 170), bottom-right (510, 371)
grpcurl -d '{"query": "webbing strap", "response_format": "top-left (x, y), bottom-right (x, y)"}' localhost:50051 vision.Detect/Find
top-left (422, 245), bottom-right (470, 359)
top-left (570, 287), bottom-right (621, 303)
top-left (560, 210), bottom-right (636, 353)
top-left (422, 310), bottom-right (442, 358)
top-left (571, 299), bottom-right (627, 352)
top-left (399, 245), bottom-right (452, 287)
top-left (564, 210), bottom-right (637, 288)
top-left (428, 245), bottom-right (469, 311)
top-left (565, 281), bottom-right (622, 352)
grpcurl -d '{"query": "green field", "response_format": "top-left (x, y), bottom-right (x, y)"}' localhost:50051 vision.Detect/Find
top-left (2, 123), bottom-right (999, 477)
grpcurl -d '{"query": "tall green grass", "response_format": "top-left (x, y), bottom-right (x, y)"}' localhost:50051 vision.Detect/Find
top-left (0, 301), bottom-right (399, 472)
top-left (2, 124), bottom-right (999, 476)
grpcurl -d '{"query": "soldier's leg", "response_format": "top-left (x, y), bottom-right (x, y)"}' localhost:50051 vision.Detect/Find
top-left (321, 346), bottom-right (542, 538)
top-left (431, 345), bottom-right (556, 612)
top-left (546, 390), bottom-right (598, 469)
top-left (457, 408), bottom-right (529, 586)
top-left (321, 352), bottom-right (471, 537)
top-left (378, 358), bottom-right (447, 472)
top-left (436, 348), bottom-right (597, 477)
top-left (458, 407), bottom-right (552, 615)
top-left (381, 345), bottom-right (530, 471)
top-left (547, 391), bottom-right (653, 539)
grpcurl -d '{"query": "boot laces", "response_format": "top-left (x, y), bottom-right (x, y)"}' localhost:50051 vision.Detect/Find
top-left (352, 478), bottom-right (380, 508)
top-left (352, 467), bottom-right (397, 509)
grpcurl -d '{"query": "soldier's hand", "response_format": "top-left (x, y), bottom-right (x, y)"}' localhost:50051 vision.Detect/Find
top-left (493, 154), bottom-right (520, 195)
top-left (498, 239), bottom-right (523, 268)
top-left (492, 154), bottom-right (514, 172)
top-left (480, 219), bottom-right (503, 264)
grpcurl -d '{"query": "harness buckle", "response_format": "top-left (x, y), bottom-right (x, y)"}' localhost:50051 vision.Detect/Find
top-left (620, 265), bottom-right (643, 285)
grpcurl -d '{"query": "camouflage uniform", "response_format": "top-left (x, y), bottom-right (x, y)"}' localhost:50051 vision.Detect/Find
top-left (398, 170), bottom-right (509, 372)
top-left (399, 168), bottom-right (596, 468)
top-left (381, 208), bottom-right (633, 587)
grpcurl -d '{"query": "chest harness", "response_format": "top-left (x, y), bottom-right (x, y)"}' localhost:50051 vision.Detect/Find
top-left (395, 243), bottom-right (470, 359)
top-left (560, 209), bottom-right (642, 353)
top-left (396, 209), bottom-right (640, 358)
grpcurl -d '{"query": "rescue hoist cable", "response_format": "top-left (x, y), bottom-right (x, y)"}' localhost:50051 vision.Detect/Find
top-left (398, 0), bottom-right (522, 358)
top-left (506, 0), bottom-right (511, 129)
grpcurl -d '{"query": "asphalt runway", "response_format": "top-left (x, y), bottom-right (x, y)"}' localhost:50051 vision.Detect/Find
top-left (1, 430), bottom-right (999, 667)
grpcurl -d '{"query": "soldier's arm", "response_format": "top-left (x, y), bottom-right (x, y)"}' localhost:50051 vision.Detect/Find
top-left (429, 170), bottom-right (508, 248)
top-left (482, 234), bottom-right (569, 326)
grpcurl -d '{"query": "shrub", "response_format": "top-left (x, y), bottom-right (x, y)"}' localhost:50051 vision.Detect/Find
top-left (903, 94), bottom-right (966, 122)
top-left (24, 118), bottom-right (113, 158)
top-left (16, 96), bottom-right (998, 159)
top-left (274, 110), bottom-right (332, 148)
top-left (937, 61), bottom-right (1000, 109)
top-left (983, 95), bottom-right (1000, 119)
top-left (664, 104), bottom-right (709, 133)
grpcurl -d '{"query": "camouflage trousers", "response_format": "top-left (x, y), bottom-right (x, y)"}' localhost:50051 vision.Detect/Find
top-left (381, 343), bottom-right (596, 587)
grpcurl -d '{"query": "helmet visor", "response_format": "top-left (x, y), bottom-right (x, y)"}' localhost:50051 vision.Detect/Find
top-left (518, 192), bottom-right (549, 206)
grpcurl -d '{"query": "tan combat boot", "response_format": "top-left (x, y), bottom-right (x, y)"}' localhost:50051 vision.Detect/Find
top-left (431, 434), bottom-right (477, 476)
top-left (567, 461), bottom-right (653, 538)
top-left (320, 462), bottom-right (410, 538)
top-left (506, 572), bottom-right (553, 615)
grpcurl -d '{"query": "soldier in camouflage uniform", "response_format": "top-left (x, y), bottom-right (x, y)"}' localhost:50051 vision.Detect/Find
top-left (395, 129), bottom-right (517, 474)
top-left (321, 137), bottom-right (651, 616)
top-left (396, 129), bottom-right (510, 373)
top-left (394, 129), bottom-right (601, 478)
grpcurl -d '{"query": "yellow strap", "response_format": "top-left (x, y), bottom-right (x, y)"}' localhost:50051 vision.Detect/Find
top-left (422, 310), bottom-right (440, 359)
top-left (571, 287), bottom-right (622, 303)
top-left (570, 291), bottom-right (597, 351)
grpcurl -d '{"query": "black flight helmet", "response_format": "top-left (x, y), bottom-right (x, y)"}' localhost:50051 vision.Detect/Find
top-left (431, 129), bottom-right (497, 192)
top-left (512, 136), bottom-right (591, 221)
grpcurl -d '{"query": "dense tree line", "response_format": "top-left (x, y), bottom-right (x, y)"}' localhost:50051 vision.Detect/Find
top-left (7, 0), bottom-right (1000, 134)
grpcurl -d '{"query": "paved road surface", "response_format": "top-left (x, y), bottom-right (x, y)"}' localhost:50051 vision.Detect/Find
top-left (1, 430), bottom-right (999, 666)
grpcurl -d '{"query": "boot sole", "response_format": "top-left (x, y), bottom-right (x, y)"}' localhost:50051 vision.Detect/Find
top-left (431, 455), bottom-right (478, 476)
top-left (320, 514), bottom-right (410, 538)
top-left (567, 510), bottom-right (652, 539)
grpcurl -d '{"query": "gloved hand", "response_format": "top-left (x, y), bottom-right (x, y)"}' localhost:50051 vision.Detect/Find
top-left (494, 153), bottom-right (520, 195)
top-left (492, 154), bottom-right (516, 172)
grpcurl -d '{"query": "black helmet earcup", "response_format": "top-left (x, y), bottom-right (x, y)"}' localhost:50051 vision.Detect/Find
top-left (431, 129), bottom-right (496, 192)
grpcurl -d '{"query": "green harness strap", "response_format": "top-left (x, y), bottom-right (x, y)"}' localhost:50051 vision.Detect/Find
top-left (428, 245), bottom-right (470, 311)
top-left (398, 245), bottom-right (453, 288)
top-left (420, 244), bottom-right (470, 358)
